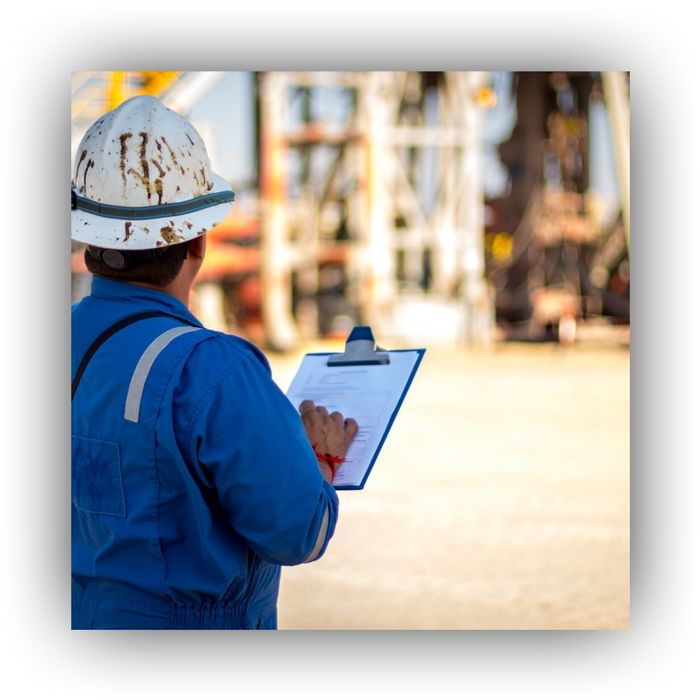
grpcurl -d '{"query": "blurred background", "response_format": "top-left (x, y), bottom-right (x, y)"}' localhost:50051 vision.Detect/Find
top-left (71, 71), bottom-right (629, 629)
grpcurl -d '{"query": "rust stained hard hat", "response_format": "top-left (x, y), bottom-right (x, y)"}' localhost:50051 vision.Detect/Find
top-left (71, 95), bottom-right (235, 250)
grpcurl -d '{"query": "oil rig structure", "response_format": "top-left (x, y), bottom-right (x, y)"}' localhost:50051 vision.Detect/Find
top-left (485, 71), bottom-right (630, 343)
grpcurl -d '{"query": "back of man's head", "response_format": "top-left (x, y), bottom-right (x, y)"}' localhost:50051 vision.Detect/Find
top-left (71, 95), bottom-right (235, 286)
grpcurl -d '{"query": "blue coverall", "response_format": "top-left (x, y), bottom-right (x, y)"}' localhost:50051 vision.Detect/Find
top-left (71, 277), bottom-right (339, 629)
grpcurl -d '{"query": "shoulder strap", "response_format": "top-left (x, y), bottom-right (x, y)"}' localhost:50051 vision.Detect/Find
top-left (71, 310), bottom-right (198, 400)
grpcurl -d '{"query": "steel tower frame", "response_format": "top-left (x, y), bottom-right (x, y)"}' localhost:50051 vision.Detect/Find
top-left (258, 70), bottom-right (494, 350)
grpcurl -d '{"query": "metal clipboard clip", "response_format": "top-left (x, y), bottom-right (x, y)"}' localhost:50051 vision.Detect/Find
top-left (326, 326), bottom-right (390, 366)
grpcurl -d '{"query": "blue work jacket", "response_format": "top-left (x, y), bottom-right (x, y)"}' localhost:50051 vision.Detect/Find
top-left (71, 277), bottom-right (338, 629)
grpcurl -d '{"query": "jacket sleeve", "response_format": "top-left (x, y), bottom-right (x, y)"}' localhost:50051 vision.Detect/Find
top-left (178, 338), bottom-right (339, 566)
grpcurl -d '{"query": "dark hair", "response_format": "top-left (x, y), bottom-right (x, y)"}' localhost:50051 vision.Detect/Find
top-left (84, 241), bottom-right (189, 287)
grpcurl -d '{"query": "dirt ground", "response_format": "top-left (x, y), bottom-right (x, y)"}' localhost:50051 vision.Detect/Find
top-left (269, 341), bottom-right (629, 630)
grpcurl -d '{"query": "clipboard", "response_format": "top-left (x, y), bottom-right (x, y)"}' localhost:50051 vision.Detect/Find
top-left (286, 326), bottom-right (425, 490)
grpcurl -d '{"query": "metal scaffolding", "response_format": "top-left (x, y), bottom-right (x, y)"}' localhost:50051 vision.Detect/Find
top-left (258, 71), bottom-right (494, 350)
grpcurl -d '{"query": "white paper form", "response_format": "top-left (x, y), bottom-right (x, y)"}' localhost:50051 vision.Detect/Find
top-left (285, 350), bottom-right (423, 489)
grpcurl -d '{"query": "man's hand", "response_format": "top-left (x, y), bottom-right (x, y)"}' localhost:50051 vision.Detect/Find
top-left (298, 400), bottom-right (358, 482)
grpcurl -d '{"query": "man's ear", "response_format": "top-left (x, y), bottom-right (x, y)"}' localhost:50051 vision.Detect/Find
top-left (187, 234), bottom-right (207, 261)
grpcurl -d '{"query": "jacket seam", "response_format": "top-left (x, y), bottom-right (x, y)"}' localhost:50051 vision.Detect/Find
top-left (179, 345), bottom-right (251, 452)
top-left (149, 330), bottom-right (219, 588)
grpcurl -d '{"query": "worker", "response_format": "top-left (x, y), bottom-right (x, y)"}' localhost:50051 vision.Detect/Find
top-left (71, 95), bottom-right (358, 629)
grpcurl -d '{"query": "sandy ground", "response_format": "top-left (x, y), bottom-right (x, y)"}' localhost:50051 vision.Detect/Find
top-left (268, 341), bottom-right (629, 630)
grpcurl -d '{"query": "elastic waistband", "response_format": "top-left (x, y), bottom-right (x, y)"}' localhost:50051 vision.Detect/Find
top-left (169, 603), bottom-right (254, 629)
top-left (72, 582), bottom-right (271, 630)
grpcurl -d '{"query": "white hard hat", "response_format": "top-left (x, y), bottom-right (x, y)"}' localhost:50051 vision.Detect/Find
top-left (71, 95), bottom-right (234, 250)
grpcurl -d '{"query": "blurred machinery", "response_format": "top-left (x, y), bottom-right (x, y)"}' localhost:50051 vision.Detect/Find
top-left (484, 71), bottom-right (630, 342)
top-left (71, 71), bottom-right (629, 348)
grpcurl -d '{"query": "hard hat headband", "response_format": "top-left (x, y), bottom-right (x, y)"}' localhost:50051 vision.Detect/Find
top-left (71, 188), bottom-right (235, 221)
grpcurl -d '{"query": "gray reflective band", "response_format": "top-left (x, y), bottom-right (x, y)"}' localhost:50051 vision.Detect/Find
top-left (124, 326), bottom-right (202, 423)
top-left (304, 505), bottom-right (330, 563)
top-left (71, 188), bottom-right (235, 220)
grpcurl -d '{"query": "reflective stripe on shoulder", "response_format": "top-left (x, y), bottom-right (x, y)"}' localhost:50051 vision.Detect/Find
top-left (124, 326), bottom-right (203, 423)
top-left (304, 505), bottom-right (330, 563)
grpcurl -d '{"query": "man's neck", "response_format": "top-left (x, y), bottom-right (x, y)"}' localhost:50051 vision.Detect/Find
top-left (104, 238), bottom-right (203, 309)
top-left (126, 278), bottom-right (191, 308)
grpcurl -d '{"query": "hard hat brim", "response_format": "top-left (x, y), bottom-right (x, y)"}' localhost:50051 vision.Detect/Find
top-left (71, 173), bottom-right (235, 250)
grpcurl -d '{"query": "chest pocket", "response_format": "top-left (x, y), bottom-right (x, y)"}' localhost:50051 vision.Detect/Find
top-left (72, 436), bottom-right (125, 517)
